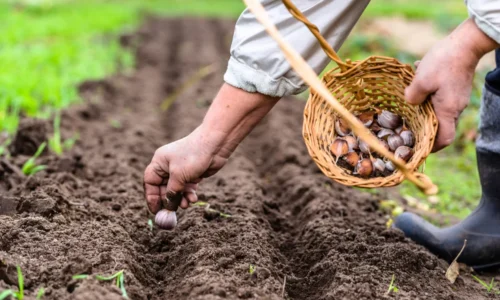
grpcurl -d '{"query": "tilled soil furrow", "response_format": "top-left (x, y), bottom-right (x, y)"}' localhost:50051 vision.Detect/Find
top-left (0, 17), bottom-right (489, 300)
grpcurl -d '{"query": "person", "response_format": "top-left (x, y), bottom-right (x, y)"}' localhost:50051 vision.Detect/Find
top-left (143, 0), bottom-right (500, 270)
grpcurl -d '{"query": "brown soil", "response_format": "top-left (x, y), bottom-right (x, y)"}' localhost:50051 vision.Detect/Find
top-left (0, 17), bottom-right (496, 299)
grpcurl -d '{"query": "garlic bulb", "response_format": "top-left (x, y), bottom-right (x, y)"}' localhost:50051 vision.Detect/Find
top-left (335, 118), bottom-right (351, 136)
top-left (357, 111), bottom-right (375, 127)
top-left (378, 110), bottom-right (402, 129)
top-left (372, 158), bottom-right (385, 173)
top-left (344, 151), bottom-right (359, 167)
top-left (330, 138), bottom-right (349, 159)
top-left (358, 138), bottom-right (370, 154)
top-left (395, 146), bottom-right (413, 162)
top-left (356, 158), bottom-right (373, 178)
top-left (377, 128), bottom-right (394, 140)
top-left (344, 135), bottom-right (359, 151)
top-left (400, 130), bottom-right (415, 147)
top-left (385, 160), bottom-right (395, 172)
top-left (155, 209), bottom-right (177, 230)
top-left (387, 134), bottom-right (404, 151)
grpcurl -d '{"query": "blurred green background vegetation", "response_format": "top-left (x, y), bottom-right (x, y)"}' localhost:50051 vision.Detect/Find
top-left (0, 0), bottom-right (484, 220)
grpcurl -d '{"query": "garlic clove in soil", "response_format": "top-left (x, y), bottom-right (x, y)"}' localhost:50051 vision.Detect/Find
top-left (344, 135), bottom-right (359, 152)
top-left (155, 209), bottom-right (178, 230)
top-left (334, 118), bottom-right (351, 136)
top-left (355, 158), bottom-right (373, 178)
top-left (394, 146), bottom-right (414, 162)
top-left (387, 134), bottom-right (404, 151)
top-left (400, 130), bottom-right (415, 147)
top-left (330, 138), bottom-right (349, 159)
top-left (377, 110), bottom-right (402, 129)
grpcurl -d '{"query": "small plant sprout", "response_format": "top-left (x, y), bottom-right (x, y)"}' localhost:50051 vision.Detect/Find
top-left (248, 264), bottom-right (256, 275)
top-left (73, 270), bottom-right (128, 299)
top-left (48, 113), bottom-right (78, 155)
top-left (36, 287), bottom-right (45, 299)
top-left (472, 275), bottom-right (499, 294)
top-left (148, 219), bottom-right (153, 232)
top-left (0, 266), bottom-right (25, 300)
top-left (21, 142), bottom-right (47, 176)
top-left (385, 274), bottom-right (399, 295)
top-left (109, 119), bottom-right (122, 129)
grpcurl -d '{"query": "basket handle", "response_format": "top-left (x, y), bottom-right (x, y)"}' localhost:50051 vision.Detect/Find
top-left (243, 0), bottom-right (438, 195)
top-left (281, 0), bottom-right (347, 72)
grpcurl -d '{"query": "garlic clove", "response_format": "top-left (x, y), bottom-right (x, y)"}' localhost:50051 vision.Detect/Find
top-left (378, 110), bottom-right (402, 129)
top-left (394, 146), bottom-right (413, 162)
top-left (372, 158), bottom-right (385, 173)
top-left (355, 158), bottom-right (373, 178)
top-left (400, 130), bottom-right (415, 147)
top-left (370, 121), bottom-right (381, 133)
top-left (155, 209), bottom-right (178, 230)
top-left (385, 160), bottom-right (395, 172)
top-left (334, 118), bottom-right (351, 136)
top-left (344, 135), bottom-right (359, 151)
top-left (379, 139), bottom-right (390, 152)
top-left (377, 128), bottom-right (394, 140)
top-left (357, 111), bottom-right (375, 127)
top-left (330, 138), bottom-right (349, 159)
top-left (358, 138), bottom-right (371, 154)
top-left (343, 151), bottom-right (359, 167)
top-left (387, 134), bottom-right (404, 151)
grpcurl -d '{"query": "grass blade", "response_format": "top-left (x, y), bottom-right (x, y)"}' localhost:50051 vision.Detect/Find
top-left (17, 266), bottom-right (24, 300)
top-left (0, 290), bottom-right (14, 300)
top-left (72, 274), bottom-right (89, 280)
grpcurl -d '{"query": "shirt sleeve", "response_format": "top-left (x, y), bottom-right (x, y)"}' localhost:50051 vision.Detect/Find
top-left (224, 0), bottom-right (370, 97)
top-left (466, 0), bottom-right (500, 44)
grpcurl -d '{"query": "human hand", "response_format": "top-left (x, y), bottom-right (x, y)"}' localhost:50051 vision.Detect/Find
top-left (144, 83), bottom-right (279, 218)
top-left (405, 19), bottom-right (497, 152)
top-left (143, 126), bottom-right (229, 214)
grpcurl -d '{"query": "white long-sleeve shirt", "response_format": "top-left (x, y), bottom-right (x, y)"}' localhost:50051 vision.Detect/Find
top-left (224, 0), bottom-right (500, 98)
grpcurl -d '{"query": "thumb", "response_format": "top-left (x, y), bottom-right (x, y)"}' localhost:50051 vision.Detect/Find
top-left (164, 174), bottom-right (185, 210)
top-left (405, 76), bottom-right (434, 106)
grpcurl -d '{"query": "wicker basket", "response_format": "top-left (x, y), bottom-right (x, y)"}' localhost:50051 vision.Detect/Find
top-left (244, 0), bottom-right (439, 195)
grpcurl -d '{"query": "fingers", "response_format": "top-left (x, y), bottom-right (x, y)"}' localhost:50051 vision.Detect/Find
top-left (432, 112), bottom-right (457, 152)
top-left (405, 77), bottom-right (435, 106)
top-left (414, 60), bottom-right (421, 69)
top-left (144, 163), bottom-right (167, 214)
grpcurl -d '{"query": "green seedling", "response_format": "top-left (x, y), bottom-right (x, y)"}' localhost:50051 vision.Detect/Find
top-left (249, 264), bottom-right (256, 275)
top-left (148, 219), bottom-right (153, 232)
top-left (73, 270), bottom-right (128, 299)
top-left (48, 113), bottom-right (78, 155)
top-left (472, 275), bottom-right (499, 294)
top-left (0, 266), bottom-right (25, 300)
top-left (385, 274), bottom-right (399, 295)
top-left (36, 287), bottom-right (45, 299)
top-left (0, 137), bottom-right (11, 157)
top-left (22, 142), bottom-right (47, 176)
top-left (109, 119), bottom-right (122, 129)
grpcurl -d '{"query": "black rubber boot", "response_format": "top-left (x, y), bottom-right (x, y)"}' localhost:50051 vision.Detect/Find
top-left (394, 149), bottom-right (500, 270)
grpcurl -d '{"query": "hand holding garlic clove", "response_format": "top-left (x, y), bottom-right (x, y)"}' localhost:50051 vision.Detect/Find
top-left (329, 109), bottom-right (417, 178)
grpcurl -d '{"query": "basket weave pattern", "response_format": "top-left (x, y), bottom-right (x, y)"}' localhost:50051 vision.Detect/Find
top-left (303, 56), bottom-right (438, 188)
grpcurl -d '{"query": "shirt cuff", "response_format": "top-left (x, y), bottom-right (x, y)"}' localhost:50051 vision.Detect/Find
top-left (467, 4), bottom-right (500, 44)
top-left (223, 56), bottom-right (308, 98)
